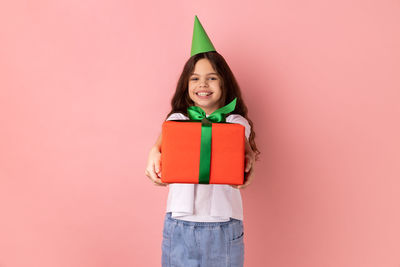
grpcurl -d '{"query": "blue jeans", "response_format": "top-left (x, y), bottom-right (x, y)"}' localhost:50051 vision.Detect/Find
top-left (161, 212), bottom-right (244, 267)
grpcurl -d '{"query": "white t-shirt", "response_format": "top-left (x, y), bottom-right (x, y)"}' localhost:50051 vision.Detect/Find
top-left (165, 112), bottom-right (251, 222)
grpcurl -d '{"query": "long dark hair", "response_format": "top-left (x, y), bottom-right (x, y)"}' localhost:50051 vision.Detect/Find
top-left (165, 51), bottom-right (260, 161)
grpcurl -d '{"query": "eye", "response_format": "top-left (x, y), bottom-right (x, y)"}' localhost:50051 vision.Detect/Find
top-left (190, 77), bottom-right (199, 81)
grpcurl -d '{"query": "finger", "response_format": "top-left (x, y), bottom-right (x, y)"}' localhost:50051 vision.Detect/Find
top-left (239, 167), bottom-right (255, 189)
top-left (245, 156), bottom-right (251, 172)
top-left (237, 181), bottom-right (248, 189)
top-left (233, 170), bottom-right (250, 189)
top-left (154, 158), bottom-right (161, 176)
top-left (153, 178), bottom-right (168, 186)
top-left (149, 172), bottom-right (167, 186)
top-left (151, 163), bottom-right (168, 186)
top-left (237, 177), bottom-right (249, 189)
top-left (151, 159), bottom-right (160, 178)
top-left (147, 163), bottom-right (161, 183)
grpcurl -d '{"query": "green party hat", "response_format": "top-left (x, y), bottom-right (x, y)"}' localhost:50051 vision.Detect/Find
top-left (190, 15), bottom-right (216, 57)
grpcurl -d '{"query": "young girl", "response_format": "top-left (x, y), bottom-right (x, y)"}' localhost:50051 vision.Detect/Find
top-left (145, 16), bottom-right (260, 267)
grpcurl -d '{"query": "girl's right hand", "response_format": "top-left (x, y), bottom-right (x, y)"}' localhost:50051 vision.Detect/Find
top-left (145, 146), bottom-right (168, 186)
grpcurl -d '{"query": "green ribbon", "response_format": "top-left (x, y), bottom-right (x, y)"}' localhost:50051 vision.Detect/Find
top-left (187, 97), bottom-right (237, 184)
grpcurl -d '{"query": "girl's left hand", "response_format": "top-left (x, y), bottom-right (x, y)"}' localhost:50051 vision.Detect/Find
top-left (231, 138), bottom-right (256, 189)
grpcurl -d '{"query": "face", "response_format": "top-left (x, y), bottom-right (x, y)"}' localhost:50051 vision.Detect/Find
top-left (188, 58), bottom-right (222, 115)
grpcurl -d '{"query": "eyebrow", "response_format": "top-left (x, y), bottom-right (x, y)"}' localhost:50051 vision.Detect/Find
top-left (190, 72), bottom-right (218, 76)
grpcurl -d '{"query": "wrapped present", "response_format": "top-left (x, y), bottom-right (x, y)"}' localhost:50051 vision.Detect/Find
top-left (160, 98), bottom-right (245, 185)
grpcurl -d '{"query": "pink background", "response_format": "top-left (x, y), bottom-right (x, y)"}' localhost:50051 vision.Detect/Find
top-left (1, 0), bottom-right (399, 266)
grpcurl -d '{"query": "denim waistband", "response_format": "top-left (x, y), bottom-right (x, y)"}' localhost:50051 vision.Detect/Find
top-left (165, 212), bottom-right (242, 227)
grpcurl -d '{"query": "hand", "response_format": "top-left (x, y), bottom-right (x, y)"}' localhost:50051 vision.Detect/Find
top-left (145, 146), bottom-right (169, 186)
top-left (231, 138), bottom-right (256, 189)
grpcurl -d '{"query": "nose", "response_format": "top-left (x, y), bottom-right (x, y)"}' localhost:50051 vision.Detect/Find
top-left (199, 78), bottom-right (208, 87)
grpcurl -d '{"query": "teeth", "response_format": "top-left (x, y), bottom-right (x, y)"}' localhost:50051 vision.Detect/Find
top-left (197, 92), bottom-right (212, 96)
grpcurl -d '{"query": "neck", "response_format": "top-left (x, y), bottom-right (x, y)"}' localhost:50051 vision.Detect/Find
top-left (197, 105), bottom-right (219, 116)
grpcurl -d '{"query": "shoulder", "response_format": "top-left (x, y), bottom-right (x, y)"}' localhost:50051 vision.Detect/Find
top-left (226, 114), bottom-right (250, 128)
top-left (166, 112), bottom-right (189, 121)
top-left (226, 114), bottom-right (251, 140)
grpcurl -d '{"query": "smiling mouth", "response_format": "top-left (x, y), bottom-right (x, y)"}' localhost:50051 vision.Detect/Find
top-left (196, 92), bottom-right (213, 96)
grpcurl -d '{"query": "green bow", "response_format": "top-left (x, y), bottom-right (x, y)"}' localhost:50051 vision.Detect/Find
top-left (187, 97), bottom-right (237, 123)
top-left (187, 97), bottom-right (237, 184)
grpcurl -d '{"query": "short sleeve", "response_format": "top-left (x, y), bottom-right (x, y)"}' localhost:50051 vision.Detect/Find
top-left (226, 114), bottom-right (251, 140)
top-left (166, 112), bottom-right (189, 121)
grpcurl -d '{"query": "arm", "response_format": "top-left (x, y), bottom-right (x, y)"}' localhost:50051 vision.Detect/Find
top-left (145, 132), bottom-right (168, 186)
top-left (231, 137), bottom-right (256, 189)
top-left (153, 132), bottom-right (162, 152)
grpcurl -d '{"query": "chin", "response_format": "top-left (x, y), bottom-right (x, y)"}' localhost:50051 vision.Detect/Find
top-left (196, 101), bottom-right (216, 107)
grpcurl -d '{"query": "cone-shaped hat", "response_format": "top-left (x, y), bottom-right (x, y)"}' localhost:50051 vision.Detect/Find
top-left (190, 15), bottom-right (216, 57)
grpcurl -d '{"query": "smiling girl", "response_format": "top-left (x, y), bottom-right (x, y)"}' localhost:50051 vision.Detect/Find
top-left (145, 16), bottom-right (260, 267)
